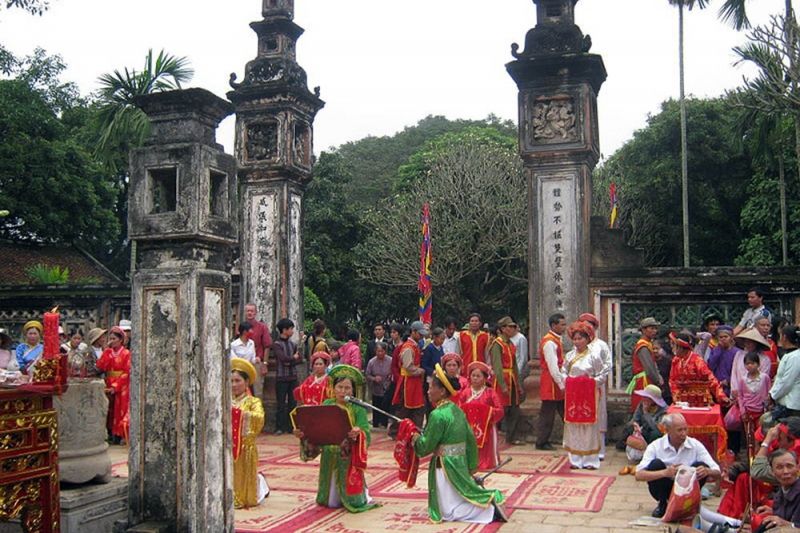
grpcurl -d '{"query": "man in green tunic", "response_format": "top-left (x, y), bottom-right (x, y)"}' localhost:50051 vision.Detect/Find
top-left (412, 364), bottom-right (506, 523)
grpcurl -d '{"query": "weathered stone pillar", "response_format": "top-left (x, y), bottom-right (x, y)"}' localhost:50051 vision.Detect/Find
top-left (507, 0), bottom-right (606, 343)
top-left (126, 89), bottom-right (237, 532)
top-left (228, 0), bottom-right (324, 340)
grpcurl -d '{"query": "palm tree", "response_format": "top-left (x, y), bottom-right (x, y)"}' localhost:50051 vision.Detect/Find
top-left (718, 0), bottom-right (750, 30)
top-left (733, 14), bottom-right (800, 266)
top-left (667, 0), bottom-right (710, 267)
top-left (93, 49), bottom-right (193, 276)
top-left (733, 94), bottom-right (793, 265)
top-left (94, 48), bottom-right (193, 171)
top-left (719, 0), bottom-right (794, 31)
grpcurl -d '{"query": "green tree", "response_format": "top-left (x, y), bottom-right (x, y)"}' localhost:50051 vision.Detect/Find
top-left (668, 0), bottom-right (710, 267)
top-left (731, 14), bottom-right (800, 265)
top-left (303, 151), bottom-right (365, 330)
top-left (593, 97), bottom-right (752, 266)
top-left (336, 114), bottom-right (516, 208)
top-left (354, 126), bottom-right (527, 320)
top-left (0, 79), bottom-right (120, 251)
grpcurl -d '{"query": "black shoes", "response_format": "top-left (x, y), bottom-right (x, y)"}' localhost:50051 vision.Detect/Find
top-left (535, 443), bottom-right (555, 451)
top-left (651, 500), bottom-right (667, 518)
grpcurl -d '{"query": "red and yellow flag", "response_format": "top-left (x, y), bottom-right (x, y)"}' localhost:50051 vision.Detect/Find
top-left (418, 203), bottom-right (432, 324)
top-left (609, 182), bottom-right (619, 229)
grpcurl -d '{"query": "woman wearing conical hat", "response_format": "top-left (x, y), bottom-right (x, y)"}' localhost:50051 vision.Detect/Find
top-left (231, 357), bottom-right (269, 508)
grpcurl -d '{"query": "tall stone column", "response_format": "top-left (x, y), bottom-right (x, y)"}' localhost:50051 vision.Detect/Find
top-left (228, 0), bottom-right (324, 338)
top-left (126, 89), bottom-right (238, 532)
top-left (507, 0), bottom-right (606, 343)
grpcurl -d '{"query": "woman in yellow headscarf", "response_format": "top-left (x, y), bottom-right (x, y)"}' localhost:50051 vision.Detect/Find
top-left (15, 320), bottom-right (44, 373)
top-left (231, 357), bottom-right (269, 508)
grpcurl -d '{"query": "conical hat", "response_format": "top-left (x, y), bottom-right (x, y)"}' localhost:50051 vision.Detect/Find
top-left (734, 327), bottom-right (770, 350)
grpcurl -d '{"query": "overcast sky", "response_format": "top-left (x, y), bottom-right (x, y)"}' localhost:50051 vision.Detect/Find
top-left (1, 0), bottom-right (789, 159)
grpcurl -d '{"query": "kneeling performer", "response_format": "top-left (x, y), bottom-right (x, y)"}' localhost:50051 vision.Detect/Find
top-left (412, 363), bottom-right (506, 524)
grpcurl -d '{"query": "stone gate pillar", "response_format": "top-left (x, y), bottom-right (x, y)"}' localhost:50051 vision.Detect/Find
top-left (228, 0), bottom-right (324, 338)
top-left (127, 89), bottom-right (237, 532)
top-left (506, 0), bottom-right (606, 343)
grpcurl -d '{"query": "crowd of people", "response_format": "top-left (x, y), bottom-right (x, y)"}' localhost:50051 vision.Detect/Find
top-left (0, 318), bottom-right (133, 445)
top-left (5, 285), bottom-right (800, 527)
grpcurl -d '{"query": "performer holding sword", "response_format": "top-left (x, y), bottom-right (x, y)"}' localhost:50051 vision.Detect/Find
top-left (405, 363), bottom-right (506, 523)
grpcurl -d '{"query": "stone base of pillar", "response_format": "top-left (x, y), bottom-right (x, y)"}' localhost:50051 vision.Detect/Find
top-left (54, 380), bottom-right (112, 484)
top-left (60, 478), bottom-right (127, 533)
top-left (0, 478), bottom-right (129, 533)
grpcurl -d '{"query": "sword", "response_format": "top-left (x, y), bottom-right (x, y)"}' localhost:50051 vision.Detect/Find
top-left (344, 396), bottom-right (406, 425)
top-left (474, 457), bottom-right (512, 487)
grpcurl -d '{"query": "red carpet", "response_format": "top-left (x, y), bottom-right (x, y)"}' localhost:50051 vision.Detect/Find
top-left (112, 433), bottom-right (615, 531)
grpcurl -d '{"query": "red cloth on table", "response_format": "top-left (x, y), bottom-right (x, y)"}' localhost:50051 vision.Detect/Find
top-left (565, 375), bottom-right (597, 424)
top-left (666, 405), bottom-right (727, 461)
top-left (394, 419), bottom-right (420, 488)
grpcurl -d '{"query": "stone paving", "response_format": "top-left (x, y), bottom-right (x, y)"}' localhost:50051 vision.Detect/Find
top-left (108, 439), bottom-right (701, 532)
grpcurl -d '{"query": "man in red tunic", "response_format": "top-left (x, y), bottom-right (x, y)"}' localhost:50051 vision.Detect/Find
top-left (392, 321), bottom-right (427, 431)
top-left (459, 313), bottom-right (490, 377)
top-left (629, 317), bottom-right (663, 412)
top-left (491, 316), bottom-right (520, 445)
top-left (668, 331), bottom-right (729, 406)
top-left (244, 302), bottom-right (273, 400)
top-left (534, 313), bottom-right (567, 451)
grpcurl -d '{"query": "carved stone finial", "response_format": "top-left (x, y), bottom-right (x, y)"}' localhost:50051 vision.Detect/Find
top-left (512, 0), bottom-right (591, 59)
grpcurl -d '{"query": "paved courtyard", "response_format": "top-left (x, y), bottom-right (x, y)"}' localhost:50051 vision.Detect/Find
top-left (108, 435), bottom-right (702, 532)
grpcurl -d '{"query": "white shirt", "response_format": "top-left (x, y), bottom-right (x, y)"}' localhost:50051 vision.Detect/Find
top-left (510, 332), bottom-right (529, 375)
top-left (230, 338), bottom-right (257, 363)
top-left (541, 333), bottom-right (565, 391)
top-left (738, 305), bottom-right (772, 330)
top-left (636, 434), bottom-right (720, 473)
top-left (589, 337), bottom-right (613, 385)
top-left (442, 332), bottom-right (460, 355)
top-left (771, 348), bottom-right (800, 410)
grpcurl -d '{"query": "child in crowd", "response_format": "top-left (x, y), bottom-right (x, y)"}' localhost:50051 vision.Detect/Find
top-left (739, 352), bottom-right (771, 423)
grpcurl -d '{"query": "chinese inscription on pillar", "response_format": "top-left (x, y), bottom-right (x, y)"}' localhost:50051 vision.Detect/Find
top-left (540, 177), bottom-right (575, 312)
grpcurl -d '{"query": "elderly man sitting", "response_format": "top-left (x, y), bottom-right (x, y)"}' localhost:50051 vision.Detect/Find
top-left (635, 413), bottom-right (721, 518)
top-left (755, 449), bottom-right (800, 531)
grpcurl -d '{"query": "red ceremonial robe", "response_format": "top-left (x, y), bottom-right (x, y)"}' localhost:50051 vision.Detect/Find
top-left (669, 352), bottom-right (728, 405)
top-left (490, 338), bottom-right (517, 407)
top-left (96, 346), bottom-right (131, 440)
top-left (392, 340), bottom-right (424, 409)
top-left (295, 374), bottom-right (329, 406)
top-left (457, 386), bottom-right (504, 470)
top-left (459, 331), bottom-right (490, 377)
top-left (538, 331), bottom-right (564, 401)
top-left (630, 338), bottom-right (655, 412)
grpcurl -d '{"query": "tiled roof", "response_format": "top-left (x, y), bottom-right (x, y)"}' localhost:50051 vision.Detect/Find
top-left (0, 241), bottom-right (122, 286)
